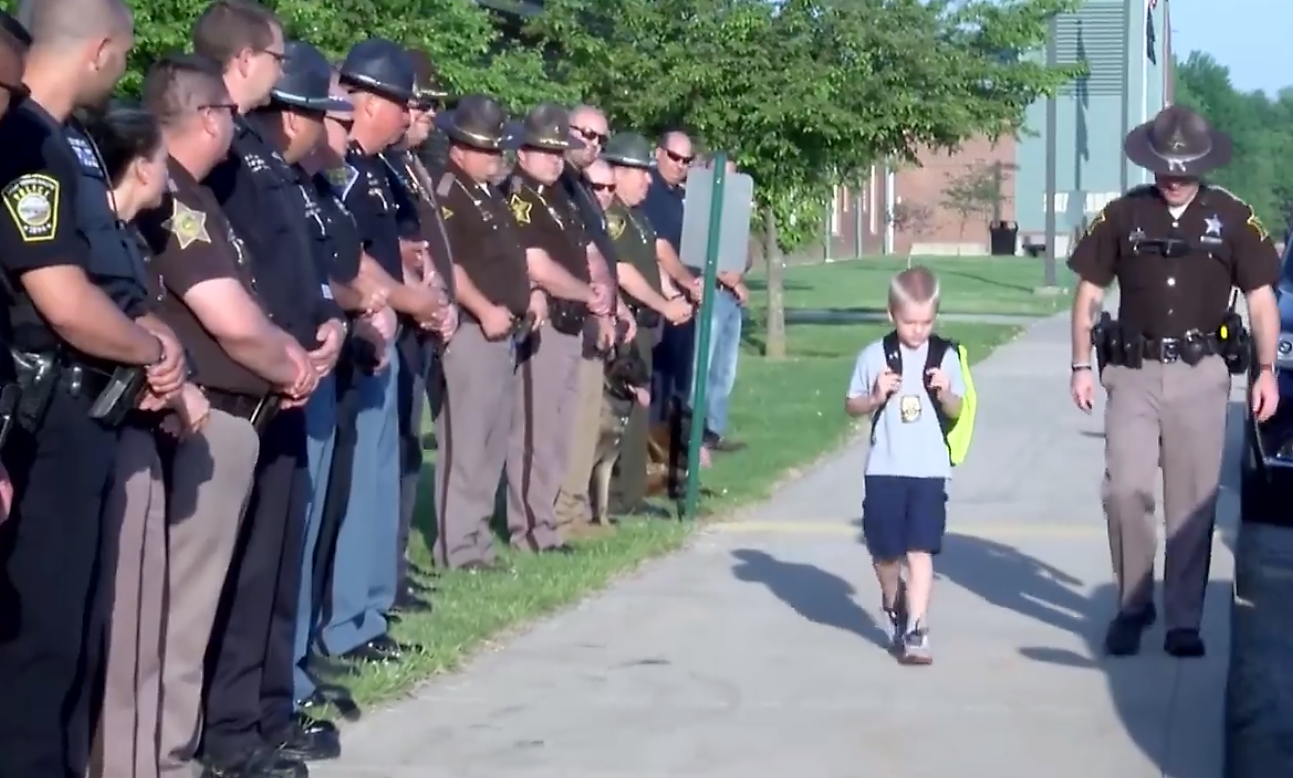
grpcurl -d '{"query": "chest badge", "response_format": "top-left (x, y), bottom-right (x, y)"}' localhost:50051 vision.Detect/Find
top-left (165, 200), bottom-right (211, 249)
top-left (509, 193), bottom-right (532, 224)
top-left (607, 212), bottom-right (625, 240)
top-left (899, 395), bottom-right (922, 423)
top-left (1202, 215), bottom-right (1223, 244)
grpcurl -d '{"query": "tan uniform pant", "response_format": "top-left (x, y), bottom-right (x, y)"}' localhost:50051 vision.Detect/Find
top-left (1101, 356), bottom-right (1230, 631)
top-left (94, 410), bottom-right (259, 778)
top-left (506, 325), bottom-right (582, 550)
top-left (555, 357), bottom-right (606, 528)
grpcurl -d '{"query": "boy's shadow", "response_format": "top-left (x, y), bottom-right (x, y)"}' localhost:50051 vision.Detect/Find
top-left (730, 548), bottom-right (891, 650)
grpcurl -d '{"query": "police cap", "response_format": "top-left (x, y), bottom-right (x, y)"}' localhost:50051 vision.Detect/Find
top-left (338, 38), bottom-right (415, 104)
top-left (602, 132), bottom-right (654, 169)
top-left (270, 41), bottom-right (350, 114)
top-left (434, 94), bottom-right (510, 151)
top-left (512, 102), bottom-right (584, 152)
top-left (406, 46), bottom-right (449, 109)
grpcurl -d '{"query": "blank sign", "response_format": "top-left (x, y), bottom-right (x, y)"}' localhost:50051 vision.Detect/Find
top-left (679, 167), bottom-right (754, 274)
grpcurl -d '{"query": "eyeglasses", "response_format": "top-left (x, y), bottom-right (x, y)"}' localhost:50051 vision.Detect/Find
top-left (573, 125), bottom-right (608, 145)
top-left (198, 102), bottom-right (238, 116)
top-left (259, 49), bottom-right (286, 63)
top-left (588, 182), bottom-right (616, 193)
top-left (663, 149), bottom-right (694, 164)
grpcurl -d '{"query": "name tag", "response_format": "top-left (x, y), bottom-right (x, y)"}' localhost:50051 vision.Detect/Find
top-left (321, 283), bottom-right (334, 300)
top-left (65, 131), bottom-right (105, 179)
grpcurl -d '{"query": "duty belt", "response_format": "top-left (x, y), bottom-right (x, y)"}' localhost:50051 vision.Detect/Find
top-left (204, 388), bottom-right (280, 433)
top-left (1144, 335), bottom-right (1220, 363)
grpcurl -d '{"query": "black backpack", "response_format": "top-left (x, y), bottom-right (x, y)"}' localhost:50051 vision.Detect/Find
top-left (870, 332), bottom-right (957, 450)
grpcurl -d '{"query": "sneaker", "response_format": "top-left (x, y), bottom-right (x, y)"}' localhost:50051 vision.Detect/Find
top-left (882, 581), bottom-right (908, 654)
top-left (898, 624), bottom-right (933, 665)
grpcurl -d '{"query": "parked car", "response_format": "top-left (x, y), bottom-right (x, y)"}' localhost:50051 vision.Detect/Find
top-left (1240, 239), bottom-right (1293, 525)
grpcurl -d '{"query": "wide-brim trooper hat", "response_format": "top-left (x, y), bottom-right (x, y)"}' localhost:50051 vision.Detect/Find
top-left (602, 131), bottom-right (654, 169)
top-left (270, 41), bottom-right (350, 114)
top-left (512, 102), bottom-right (584, 152)
top-left (1123, 105), bottom-right (1233, 177)
top-left (434, 94), bottom-right (513, 151)
top-left (406, 47), bottom-right (450, 109)
top-left (338, 38), bottom-right (416, 104)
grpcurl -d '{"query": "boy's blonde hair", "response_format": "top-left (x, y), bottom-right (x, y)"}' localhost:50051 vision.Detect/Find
top-left (888, 265), bottom-right (941, 312)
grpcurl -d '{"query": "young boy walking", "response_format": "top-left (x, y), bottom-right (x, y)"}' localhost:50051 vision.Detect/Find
top-left (845, 266), bottom-right (965, 665)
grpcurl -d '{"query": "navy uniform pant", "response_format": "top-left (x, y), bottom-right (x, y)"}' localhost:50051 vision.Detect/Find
top-left (650, 318), bottom-right (696, 423)
top-left (202, 408), bottom-right (309, 759)
top-left (319, 343), bottom-right (400, 655)
top-left (395, 331), bottom-right (430, 594)
top-left (0, 390), bottom-right (120, 778)
top-left (291, 374), bottom-right (337, 703)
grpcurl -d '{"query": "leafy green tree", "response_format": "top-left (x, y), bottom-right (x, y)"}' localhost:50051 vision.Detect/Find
top-left (2, 0), bottom-right (573, 108)
top-left (529, 0), bottom-right (1082, 357)
top-left (1173, 53), bottom-right (1293, 240)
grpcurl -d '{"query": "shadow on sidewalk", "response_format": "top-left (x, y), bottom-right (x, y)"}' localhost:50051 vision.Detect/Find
top-left (730, 549), bottom-right (891, 650)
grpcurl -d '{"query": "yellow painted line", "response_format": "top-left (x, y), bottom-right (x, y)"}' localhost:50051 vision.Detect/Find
top-left (710, 520), bottom-right (1229, 540)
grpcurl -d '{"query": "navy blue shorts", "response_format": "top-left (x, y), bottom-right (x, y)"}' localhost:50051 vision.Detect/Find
top-left (861, 475), bottom-right (948, 560)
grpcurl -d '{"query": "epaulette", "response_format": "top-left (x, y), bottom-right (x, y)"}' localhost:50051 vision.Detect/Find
top-left (1203, 184), bottom-right (1246, 205)
top-left (436, 172), bottom-right (454, 198)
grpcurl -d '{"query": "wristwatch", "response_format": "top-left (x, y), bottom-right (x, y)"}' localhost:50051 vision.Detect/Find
top-left (1071, 363), bottom-right (1092, 373)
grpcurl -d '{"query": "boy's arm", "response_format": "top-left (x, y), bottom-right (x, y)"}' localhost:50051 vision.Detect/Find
top-left (936, 349), bottom-right (966, 419)
top-left (844, 348), bottom-right (879, 417)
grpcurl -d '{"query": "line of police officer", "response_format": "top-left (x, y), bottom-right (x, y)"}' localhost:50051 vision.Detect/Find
top-left (0, 0), bottom-right (690, 776)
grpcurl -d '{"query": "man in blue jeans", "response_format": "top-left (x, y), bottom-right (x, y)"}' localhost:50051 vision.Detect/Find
top-left (694, 267), bottom-right (749, 451)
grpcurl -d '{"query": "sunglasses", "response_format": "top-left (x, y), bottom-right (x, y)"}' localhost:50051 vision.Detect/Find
top-left (588, 182), bottom-right (616, 193)
top-left (663, 149), bottom-right (694, 164)
top-left (573, 125), bottom-right (608, 145)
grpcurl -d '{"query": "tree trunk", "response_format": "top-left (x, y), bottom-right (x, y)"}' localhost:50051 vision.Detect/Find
top-left (763, 205), bottom-right (787, 360)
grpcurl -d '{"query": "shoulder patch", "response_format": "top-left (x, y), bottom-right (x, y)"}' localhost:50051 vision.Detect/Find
top-left (607, 211), bottom-right (626, 240)
top-left (509, 193), bottom-right (532, 224)
top-left (2, 173), bottom-right (60, 243)
top-left (163, 199), bottom-right (211, 250)
top-left (1086, 205), bottom-right (1110, 236)
top-left (1246, 209), bottom-right (1270, 241)
top-left (436, 172), bottom-right (455, 198)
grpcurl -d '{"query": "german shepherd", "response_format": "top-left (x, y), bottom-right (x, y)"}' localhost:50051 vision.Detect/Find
top-left (589, 342), bottom-right (651, 525)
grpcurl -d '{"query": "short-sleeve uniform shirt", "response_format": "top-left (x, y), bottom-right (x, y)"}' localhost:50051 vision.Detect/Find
top-left (507, 169), bottom-right (590, 283)
top-left (1067, 184), bottom-right (1280, 337)
top-left (0, 101), bottom-right (95, 351)
top-left (847, 338), bottom-right (966, 480)
top-left (606, 199), bottom-right (661, 302)
top-left (385, 149), bottom-right (454, 290)
top-left (136, 159), bottom-right (271, 397)
top-left (205, 116), bottom-right (323, 348)
top-left (437, 162), bottom-right (530, 317)
top-left (345, 146), bottom-right (405, 282)
top-left (313, 166), bottom-right (363, 284)
top-left (558, 166), bottom-right (617, 289)
top-left (641, 170), bottom-right (685, 253)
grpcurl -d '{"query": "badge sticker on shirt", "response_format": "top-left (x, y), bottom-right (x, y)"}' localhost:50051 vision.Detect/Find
top-left (898, 395), bottom-right (922, 423)
top-left (607, 212), bottom-right (625, 240)
top-left (509, 193), bottom-right (532, 224)
top-left (2, 173), bottom-right (59, 243)
top-left (164, 200), bottom-right (210, 249)
top-left (1202, 215), bottom-right (1223, 245)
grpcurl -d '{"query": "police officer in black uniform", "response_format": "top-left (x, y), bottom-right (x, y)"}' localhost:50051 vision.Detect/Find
top-left (1068, 105), bottom-right (1282, 658)
top-left (0, 0), bottom-right (188, 775)
top-left (197, 14), bottom-right (331, 778)
top-left (316, 38), bottom-right (425, 666)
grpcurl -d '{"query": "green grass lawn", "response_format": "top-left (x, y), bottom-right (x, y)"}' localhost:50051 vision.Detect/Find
top-left (327, 317), bottom-right (1023, 711)
top-left (747, 255), bottom-right (1073, 317)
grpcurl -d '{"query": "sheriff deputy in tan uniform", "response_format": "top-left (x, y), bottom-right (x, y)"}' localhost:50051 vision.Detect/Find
top-left (503, 103), bottom-right (613, 552)
top-left (1068, 104), bottom-right (1281, 659)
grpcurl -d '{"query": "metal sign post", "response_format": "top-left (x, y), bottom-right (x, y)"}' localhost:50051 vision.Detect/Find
top-left (682, 152), bottom-right (728, 520)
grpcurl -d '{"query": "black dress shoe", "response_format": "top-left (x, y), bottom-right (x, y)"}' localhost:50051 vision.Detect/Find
top-left (273, 712), bottom-right (341, 762)
top-left (1164, 628), bottom-right (1206, 658)
top-left (341, 634), bottom-right (418, 664)
top-left (610, 501), bottom-right (672, 519)
top-left (392, 588), bottom-right (432, 613)
top-left (539, 544), bottom-right (576, 556)
top-left (201, 745), bottom-right (307, 778)
top-left (458, 558), bottom-right (502, 572)
top-left (297, 690), bottom-right (330, 716)
top-left (703, 433), bottom-right (746, 452)
top-left (1104, 604), bottom-right (1157, 656)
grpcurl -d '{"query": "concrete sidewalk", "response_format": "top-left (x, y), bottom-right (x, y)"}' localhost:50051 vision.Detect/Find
top-left (314, 313), bottom-right (1233, 778)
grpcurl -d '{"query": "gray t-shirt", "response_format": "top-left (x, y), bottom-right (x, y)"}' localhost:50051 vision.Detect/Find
top-left (847, 338), bottom-right (966, 479)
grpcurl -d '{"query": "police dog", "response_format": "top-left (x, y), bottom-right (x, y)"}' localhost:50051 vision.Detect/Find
top-left (589, 343), bottom-right (652, 525)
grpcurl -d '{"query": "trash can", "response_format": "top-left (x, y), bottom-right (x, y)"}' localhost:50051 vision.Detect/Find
top-left (989, 221), bottom-right (1019, 256)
